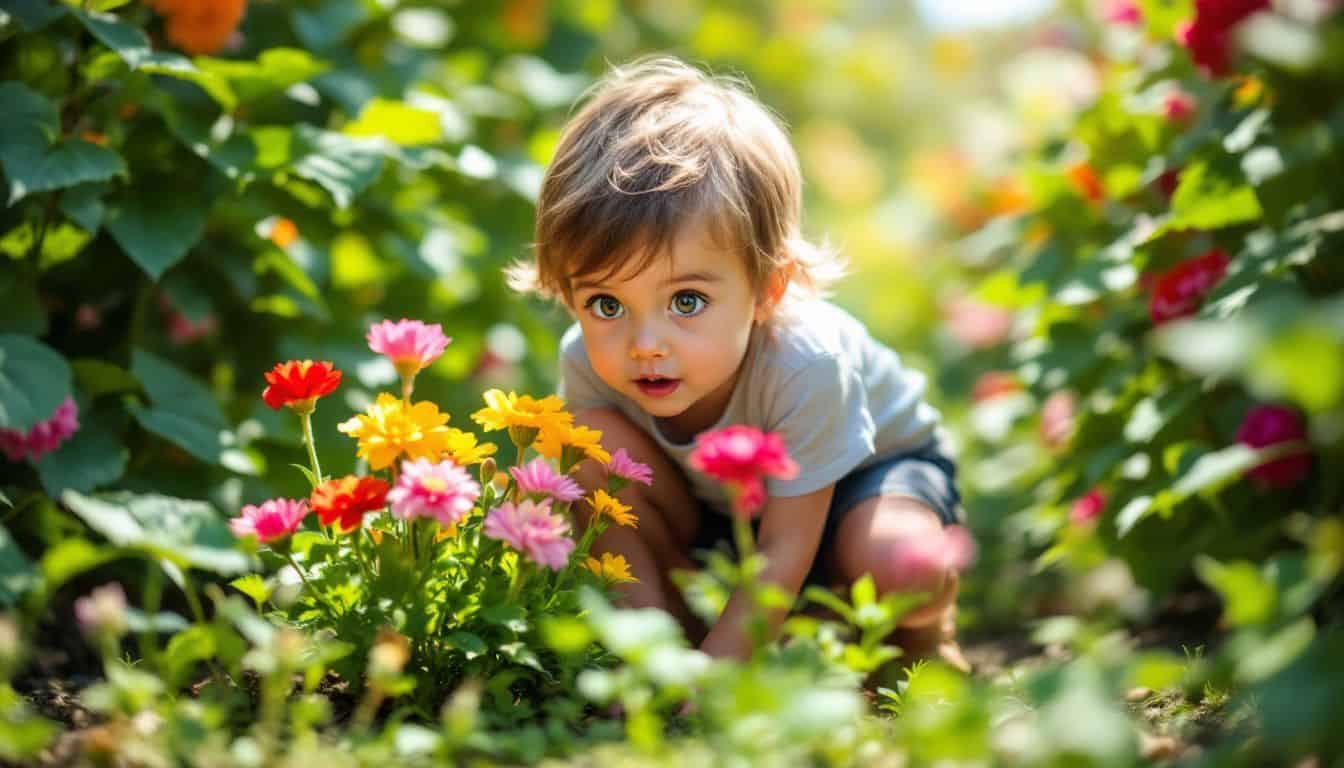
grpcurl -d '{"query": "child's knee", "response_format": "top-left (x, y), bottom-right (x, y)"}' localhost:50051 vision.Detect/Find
top-left (834, 497), bottom-right (962, 616)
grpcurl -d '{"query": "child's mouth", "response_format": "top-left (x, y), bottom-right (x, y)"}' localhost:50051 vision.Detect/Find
top-left (634, 376), bottom-right (680, 397)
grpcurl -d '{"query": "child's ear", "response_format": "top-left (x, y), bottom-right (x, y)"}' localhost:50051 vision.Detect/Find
top-left (754, 267), bottom-right (791, 323)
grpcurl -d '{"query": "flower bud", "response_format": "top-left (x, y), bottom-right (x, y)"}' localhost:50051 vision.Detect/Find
top-left (479, 457), bottom-right (496, 487)
top-left (75, 583), bottom-right (128, 642)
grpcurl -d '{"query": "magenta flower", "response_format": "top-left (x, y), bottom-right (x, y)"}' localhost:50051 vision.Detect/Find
top-left (483, 498), bottom-right (575, 570)
top-left (1163, 89), bottom-right (1197, 124)
top-left (1237, 404), bottom-right (1313, 489)
top-left (367, 319), bottom-right (451, 377)
top-left (0, 396), bottom-right (79, 463)
top-left (1104, 0), bottom-right (1142, 25)
top-left (510, 457), bottom-right (584, 503)
top-left (229, 498), bottom-right (309, 544)
top-left (1070, 488), bottom-right (1107, 525)
top-left (689, 425), bottom-right (798, 518)
top-left (388, 457), bottom-right (481, 526)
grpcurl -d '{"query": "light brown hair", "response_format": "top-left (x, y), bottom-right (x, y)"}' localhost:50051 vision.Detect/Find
top-left (508, 55), bottom-right (843, 311)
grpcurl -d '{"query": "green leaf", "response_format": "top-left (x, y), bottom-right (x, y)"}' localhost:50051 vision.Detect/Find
top-left (1168, 159), bottom-right (1264, 231)
top-left (40, 539), bottom-right (117, 593)
top-left (1171, 443), bottom-right (1261, 498)
top-left (60, 182), bottom-right (108, 232)
top-left (0, 524), bottom-right (38, 607)
top-left (124, 607), bottom-right (189, 633)
top-left (0, 334), bottom-right (72, 431)
top-left (850, 572), bottom-right (876, 608)
top-left (1195, 556), bottom-right (1276, 626)
top-left (196, 48), bottom-right (329, 104)
top-left (292, 0), bottom-right (371, 51)
top-left (230, 574), bottom-right (272, 608)
top-left (161, 624), bottom-right (216, 687)
top-left (345, 99), bottom-right (443, 146)
top-left (1, 139), bottom-right (125, 205)
top-left (290, 126), bottom-right (385, 208)
top-left (71, 359), bottom-right (141, 399)
top-left (105, 175), bottom-right (213, 279)
top-left (36, 418), bottom-right (128, 496)
top-left (445, 630), bottom-right (489, 658)
top-left (0, 276), bottom-right (47, 335)
top-left (72, 10), bottom-right (236, 110)
top-left (62, 490), bottom-right (251, 575)
top-left (6, 0), bottom-right (68, 31)
top-left (128, 349), bottom-right (228, 464)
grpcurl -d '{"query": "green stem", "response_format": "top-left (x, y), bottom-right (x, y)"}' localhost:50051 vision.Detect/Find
top-left (300, 411), bottom-right (322, 486)
top-left (285, 552), bottom-right (340, 620)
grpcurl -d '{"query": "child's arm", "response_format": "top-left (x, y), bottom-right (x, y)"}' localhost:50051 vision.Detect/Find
top-left (697, 485), bottom-right (834, 661)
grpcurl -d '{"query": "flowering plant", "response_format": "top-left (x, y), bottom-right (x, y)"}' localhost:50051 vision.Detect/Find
top-left (226, 320), bottom-right (651, 701)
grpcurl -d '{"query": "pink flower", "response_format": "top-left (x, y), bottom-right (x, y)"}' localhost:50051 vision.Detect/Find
top-left (367, 319), bottom-right (451, 377)
top-left (1070, 488), bottom-right (1107, 525)
top-left (483, 498), bottom-right (575, 570)
top-left (607, 448), bottom-right (654, 488)
top-left (229, 498), bottom-right (309, 544)
top-left (159, 295), bottom-right (216, 345)
top-left (943, 296), bottom-right (1014, 349)
top-left (688, 425), bottom-right (799, 518)
top-left (388, 458), bottom-right (482, 526)
top-left (1104, 0), bottom-right (1143, 25)
top-left (0, 396), bottom-right (79, 463)
top-left (1236, 404), bottom-right (1313, 489)
top-left (75, 583), bottom-right (128, 639)
top-left (510, 457), bottom-right (583, 503)
top-left (1149, 249), bottom-right (1230, 324)
top-left (1164, 89), bottom-right (1197, 124)
top-left (972, 371), bottom-right (1022, 403)
top-left (1040, 391), bottom-right (1077, 452)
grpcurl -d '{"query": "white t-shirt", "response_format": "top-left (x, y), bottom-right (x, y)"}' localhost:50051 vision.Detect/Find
top-left (557, 299), bottom-right (943, 515)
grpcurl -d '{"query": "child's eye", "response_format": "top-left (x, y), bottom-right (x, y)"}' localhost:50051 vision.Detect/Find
top-left (669, 291), bottom-right (708, 317)
top-left (585, 295), bottom-right (625, 320)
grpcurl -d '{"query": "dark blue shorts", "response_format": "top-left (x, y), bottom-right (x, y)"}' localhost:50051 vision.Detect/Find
top-left (689, 439), bottom-right (964, 587)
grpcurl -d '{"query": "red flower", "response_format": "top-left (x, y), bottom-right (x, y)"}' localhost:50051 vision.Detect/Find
top-left (1148, 249), bottom-right (1230, 325)
top-left (1070, 488), bottom-right (1107, 525)
top-left (262, 360), bottom-right (342, 412)
top-left (1164, 89), bottom-right (1197, 124)
top-left (1236, 404), bottom-right (1312, 489)
top-left (1068, 162), bottom-right (1105, 204)
top-left (1178, 0), bottom-right (1270, 76)
top-left (972, 371), bottom-right (1023, 403)
top-left (311, 475), bottom-right (390, 532)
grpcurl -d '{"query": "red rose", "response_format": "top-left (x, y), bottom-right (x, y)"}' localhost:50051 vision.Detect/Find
top-left (1148, 249), bottom-right (1230, 325)
top-left (1236, 404), bottom-right (1312, 489)
top-left (1179, 0), bottom-right (1270, 76)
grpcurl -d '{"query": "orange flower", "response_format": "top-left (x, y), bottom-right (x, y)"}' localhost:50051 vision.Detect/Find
top-left (151, 0), bottom-right (247, 56)
top-left (262, 360), bottom-right (342, 413)
top-left (311, 475), bottom-right (390, 532)
top-left (1067, 162), bottom-right (1105, 204)
top-left (269, 217), bottom-right (299, 248)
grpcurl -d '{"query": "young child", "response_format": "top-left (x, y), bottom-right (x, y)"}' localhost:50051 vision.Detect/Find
top-left (508, 55), bottom-right (971, 668)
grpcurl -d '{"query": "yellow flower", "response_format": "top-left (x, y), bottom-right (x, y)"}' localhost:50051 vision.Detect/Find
top-left (536, 422), bottom-right (611, 468)
top-left (584, 552), bottom-right (638, 584)
top-left (587, 489), bottom-right (637, 529)
top-left (338, 393), bottom-right (452, 470)
top-left (470, 389), bottom-right (571, 432)
top-left (443, 427), bottom-right (497, 465)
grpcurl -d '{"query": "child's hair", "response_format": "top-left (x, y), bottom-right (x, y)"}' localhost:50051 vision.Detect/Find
top-left (508, 54), bottom-right (844, 312)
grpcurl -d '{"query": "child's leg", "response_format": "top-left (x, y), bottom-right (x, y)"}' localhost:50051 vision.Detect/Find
top-left (827, 496), bottom-right (968, 670)
top-left (571, 407), bottom-right (708, 640)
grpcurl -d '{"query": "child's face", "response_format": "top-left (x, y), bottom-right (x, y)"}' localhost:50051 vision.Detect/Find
top-left (568, 225), bottom-right (767, 440)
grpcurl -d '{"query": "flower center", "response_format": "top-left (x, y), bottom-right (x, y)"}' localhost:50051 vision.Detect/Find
top-left (420, 476), bottom-right (447, 492)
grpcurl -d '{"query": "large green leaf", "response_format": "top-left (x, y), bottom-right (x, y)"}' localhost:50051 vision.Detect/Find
top-left (0, 82), bottom-right (124, 203)
top-left (72, 9), bottom-right (237, 110)
top-left (0, 334), bottom-right (72, 431)
top-left (1168, 159), bottom-right (1264, 231)
top-left (0, 524), bottom-right (38, 607)
top-left (128, 349), bottom-right (227, 464)
top-left (105, 173), bottom-right (213, 279)
top-left (290, 126), bottom-right (385, 208)
top-left (291, 0), bottom-right (371, 51)
top-left (62, 490), bottom-right (251, 575)
top-left (5, 0), bottom-right (67, 31)
top-left (196, 48), bottom-right (329, 104)
top-left (36, 418), bottom-right (128, 497)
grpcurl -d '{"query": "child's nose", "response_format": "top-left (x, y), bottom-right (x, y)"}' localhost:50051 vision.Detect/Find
top-left (629, 322), bottom-right (668, 359)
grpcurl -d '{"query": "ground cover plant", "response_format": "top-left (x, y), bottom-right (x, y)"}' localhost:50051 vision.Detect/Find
top-left (1, 0), bottom-right (1343, 766)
